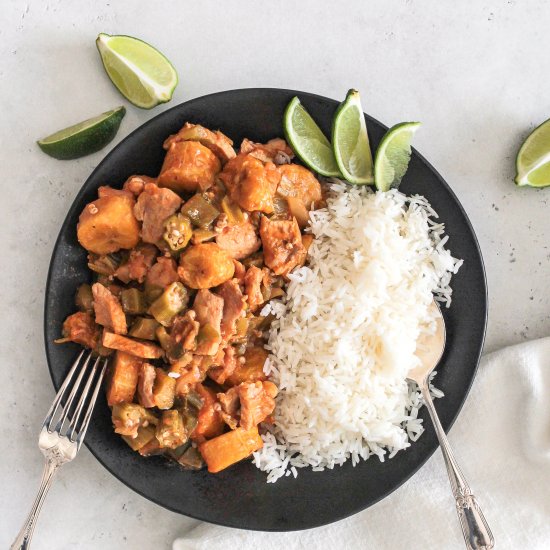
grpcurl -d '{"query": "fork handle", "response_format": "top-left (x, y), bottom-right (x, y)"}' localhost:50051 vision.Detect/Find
top-left (11, 459), bottom-right (60, 550)
top-left (420, 384), bottom-right (494, 550)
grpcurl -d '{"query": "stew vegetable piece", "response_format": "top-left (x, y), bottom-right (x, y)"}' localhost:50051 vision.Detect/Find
top-left (57, 122), bottom-right (322, 473)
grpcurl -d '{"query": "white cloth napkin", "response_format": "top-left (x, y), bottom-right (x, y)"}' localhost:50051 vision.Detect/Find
top-left (174, 339), bottom-right (550, 550)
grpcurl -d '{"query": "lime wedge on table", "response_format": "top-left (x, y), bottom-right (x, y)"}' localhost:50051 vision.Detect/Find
top-left (96, 33), bottom-right (178, 109)
top-left (37, 107), bottom-right (126, 160)
top-left (374, 122), bottom-right (421, 191)
top-left (515, 118), bottom-right (550, 187)
top-left (283, 97), bottom-right (341, 177)
top-left (332, 89), bottom-right (374, 185)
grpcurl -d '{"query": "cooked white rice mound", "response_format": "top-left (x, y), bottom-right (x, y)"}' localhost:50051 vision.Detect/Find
top-left (253, 183), bottom-right (462, 482)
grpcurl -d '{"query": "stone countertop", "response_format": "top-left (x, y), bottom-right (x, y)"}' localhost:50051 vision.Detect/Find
top-left (1, 0), bottom-right (549, 548)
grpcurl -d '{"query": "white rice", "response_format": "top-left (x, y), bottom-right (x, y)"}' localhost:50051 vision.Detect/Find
top-left (253, 183), bottom-right (462, 483)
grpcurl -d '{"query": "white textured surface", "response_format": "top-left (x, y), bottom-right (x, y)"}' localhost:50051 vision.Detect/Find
top-left (1, 0), bottom-right (549, 548)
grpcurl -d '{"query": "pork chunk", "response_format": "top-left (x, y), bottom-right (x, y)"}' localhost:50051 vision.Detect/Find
top-left (133, 182), bottom-right (182, 244)
top-left (92, 283), bottom-right (127, 335)
top-left (259, 215), bottom-right (306, 276)
top-left (215, 222), bottom-right (261, 260)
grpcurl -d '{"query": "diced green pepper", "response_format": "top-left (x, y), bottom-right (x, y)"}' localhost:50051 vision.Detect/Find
top-left (176, 445), bottom-right (204, 470)
top-left (87, 253), bottom-right (121, 276)
top-left (120, 288), bottom-right (147, 315)
top-left (153, 368), bottom-right (176, 409)
top-left (75, 284), bottom-right (94, 312)
top-left (144, 284), bottom-right (164, 305)
top-left (148, 282), bottom-right (188, 326)
top-left (196, 323), bottom-right (220, 345)
top-left (112, 403), bottom-right (147, 437)
top-left (220, 195), bottom-right (245, 224)
top-left (163, 213), bottom-right (193, 252)
top-left (242, 252), bottom-right (264, 269)
top-left (129, 317), bottom-right (161, 340)
top-left (155, 409), bottom-right (187, 449)
top-left (192, 229), bottom-right (217, 243)
top-left (184, 390), bottom-right (204, 411)
top-left (156, 326), bottom-right (185, 361)
top-left (122, 425), bottom-right (156, 451)
top-left (181, 194), bottom-right (220, 228)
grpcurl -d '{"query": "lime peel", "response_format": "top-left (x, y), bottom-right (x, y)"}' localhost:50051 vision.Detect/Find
top-left (374, 122), bottom-right (421, 192)
top-left (283, 97), bottom-right (341, 177)
top-left (332, 89), bottom-right (374, 185)
top-left (37, 106), bottom-right (126, 160)
top-left (96, 33), bottom-right (178, 110)
top-left (515, 117), bottom-right (550, 188)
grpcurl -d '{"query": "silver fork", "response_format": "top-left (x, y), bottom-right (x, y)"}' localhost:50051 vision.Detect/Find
top-left (11, 350), bottom-right (108, 550)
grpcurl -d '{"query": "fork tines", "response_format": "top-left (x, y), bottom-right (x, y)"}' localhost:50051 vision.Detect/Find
top-left (44, 350), bottom-right (108, 447)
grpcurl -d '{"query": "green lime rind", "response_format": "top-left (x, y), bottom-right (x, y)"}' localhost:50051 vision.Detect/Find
top-left (515, 117), bottom-right (550, 187)
top-left (374, 121), bottom-right (421, 192)
top-left (283, 96), bottom-right (342, 177)
top-left (37, 106), bottom-right (126, 160)
top-left (96, 33), bottom-right (178, 110)
top-left (332, 89), bottom-right (374, 185)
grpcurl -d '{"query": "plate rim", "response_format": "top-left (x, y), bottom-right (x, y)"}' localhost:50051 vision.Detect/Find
top-left (43, 87), bottom-right (488, 530)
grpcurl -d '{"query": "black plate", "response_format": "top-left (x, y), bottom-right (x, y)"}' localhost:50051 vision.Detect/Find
top-left (44, 89), bottom-right (487, 531)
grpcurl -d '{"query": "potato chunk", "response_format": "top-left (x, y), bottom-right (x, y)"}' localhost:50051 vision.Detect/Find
top-left (158, 141), bottom-right (221, 193)
top-left (219, 153), bottom-right (280, 213)
top-left (177, 243), bottom-right (235, 289)
top-left (163, 122), bottom-right (236, 164)
top-left (77, 194), bottom-right (140, 255)
top-left (106, 351), bottom-right (141, 406)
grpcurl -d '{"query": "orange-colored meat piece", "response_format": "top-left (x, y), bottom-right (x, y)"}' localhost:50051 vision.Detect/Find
top-left (163, 122), bottom-right (236, 164)
top-left (219, 153), bottom-right (281, 213)
top-left (244, 266), bottom-right (265, 312)
top-left (237, 381), bottom-right (277, 430)
top-left (193, 290), bottom-right (224, 355)
top-left (92, 283), bottom-right (127, 335)
top-left (259, 215), bottom-right (306, 275)
top-left (133, 182), bottom-right (182, 244)
top-left (208, 346), bottom-right (238, 385)
top-left (216, 279), bottom-right (245, 342)
top-left (61, 311), bottom-right (100, 350)
top-left (102, 331), bottom-right (164, 359)
top-left (77, 194), bottom-right (140, 255)
top-left (240, 138), bottom-right (294, 164)
top-left (178, 243), bottom-right (235, 289)
top-left (158, 141), bottom-right (221, 193)
top-left (97, 186), bottom-right (134, 199)
top-left (137, 363), bottom-right (156, 408)
top-left (106, 351), bottom-right (141, 406)
top-left (198, 427), bottom-right (263, 473)
top-left (191, 383), bottom-right (225, 440)
top-left (226, 347), bottom-right (268, 386)
top-left (215, 221), bottom-right (261, 260)
top-left (171, 311), bottom-right (200, 351)
top-left (114, 243), bottom-right (158, 284)
top-left (145, 257), bottom-right (179, 289)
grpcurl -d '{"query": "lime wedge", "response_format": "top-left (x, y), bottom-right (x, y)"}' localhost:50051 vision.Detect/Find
top-left (332, 89), bottom-right (374, 185)
top-left (96, 33), bottom-right (178, 109)
top-left (515, 118), bottom-right (550, 187)
top-left (283, 97), bottom-right (341, 177)
top-left (37, 106), bottom-right (126, 160)
top-left (374, 122), bottom-right (421, 192)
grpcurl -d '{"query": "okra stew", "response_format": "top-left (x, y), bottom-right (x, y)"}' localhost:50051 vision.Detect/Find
top-left (57, 123), bottom-right (322, 473)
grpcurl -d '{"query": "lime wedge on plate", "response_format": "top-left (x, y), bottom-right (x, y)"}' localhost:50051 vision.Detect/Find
top-left (283, 96), bottom-right (341, 177)
top-left (332, 89), bottom-right (374, 185)
top-left (37, 106), bottom-right (126, 160)
top-left (515, 118), bottom-right (550, 187)
top-left (96, 33), bottom-right (178, 109)
top-left (374, 122), bottom-right (421, 191)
